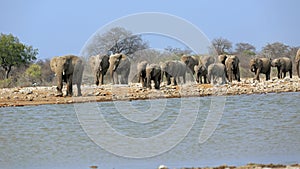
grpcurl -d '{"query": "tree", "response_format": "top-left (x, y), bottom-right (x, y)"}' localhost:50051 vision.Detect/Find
top-left (261, 42), bottom-right (290, 58)
top-left (235, 42), bottom-right (256, 57)
top-left (211, 37), bottom-right (232, 55)
top-left (25, 64), bottom-right (41, 83)
top-left (0, 33), bottom-right (38, 79)
top-left (36, 59), bottom-right (54, 84)
top-left (164, 46), bottom-right (192, 56)
top-left (84, 27), bottom-right (148, 58)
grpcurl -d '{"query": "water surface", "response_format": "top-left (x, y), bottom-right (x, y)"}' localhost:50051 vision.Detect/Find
top-left (0, 92), bottom-right (299, 169)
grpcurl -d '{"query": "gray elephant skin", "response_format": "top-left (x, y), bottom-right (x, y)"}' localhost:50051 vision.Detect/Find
top-left (146, 64), bottom-right (161, 89)
top-left (137, 61), bottom-right (148, 87)
top-left (89, 54), bottom-right (110, 85)
top-left (249, 57), bottom-right (271, 81)
top-left (271, 57), bottom-right (292, 79)
top-left (207, 63), bottom-right (227, 85)
top-left (218, 54), bottom-right (227, 65)
top-left (194, 65), bottom-right (207, 84)
top-left (195, 55), bottom-right (215, 83)
top-left (159, 62), bottom-right (167, 83)
top-left (181, 55), bottom-right (199, 74)
top-left (162, 60), bottom-right (186, 85)
top-left (225, 55), bottom-right (241, 82)
top-left (200, 55), bottom-right (215, 69)
top-left (109, 53), bottom-right (131, 84)
top-left (295, 49), bottom-right (300, 78)
top-left (50, 55), bottom-right (84, 96)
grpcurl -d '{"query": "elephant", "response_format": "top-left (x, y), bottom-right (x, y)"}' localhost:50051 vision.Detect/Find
top-left (181, 55), bottom-right (199, 75)
top-left (108, 53), bottom-right (131, 84)
top-left (200, 55), bottom-right (215, 69)
top-left (194, 64), bottom-right (208, 84)
top-left (89, 54), bottom-right (110, 85)
top-left (271, 57), bottom-right (292, 79)
top-left (249, 57), bottom-right (271, 81)
top-left (207, 63), bottom-right (227, 85)
top-left (146, 63), bottom-right (161, 89)
top-left (225, 55), bottom-right (241, 82)
top-left (295, 49), bottom-right (300, 78)
top-left (163, 60), bottom-right (187, 85)
top-left (159, 62), bottom-right (167, 83)
top-left (218, 54), bottom-right (227, 65)
top-left (50, 55), bottom-right (84, 97)
top-left (137, 61), bottom-right (148, 87)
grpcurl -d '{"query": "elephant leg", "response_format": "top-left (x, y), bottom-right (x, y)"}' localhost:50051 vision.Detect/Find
top-left (77, 83), bottom-right (82, 96)
top-left (154, 77), bottom-right (160, 89)
top-left (198, 75), bottom-right (201, 84)
top-left (195, 74), bottom-right (199, 83)
top-left (66, 75), bottom-right (73, 96)
top-left (166, 74), bottom-right (171, 85)
top-left (143, 78), bottom-right (147, 88)
top-left (289, 70), bottom-right (292, 78)
top-left (177, 76), bottom-right (181, 85)
top-left (222, 75), bottom-right (227, 84)
top-left (237, 74), bottom-right (241, 82)
top-left (173, 77), bottom-right (177, 86)
top-left (55, 73), bottom-right (64, 96)
top-left (99, 73), bottom-right (104, 85)
top-left (266, 72), bottom-right (270, 81)
top-left (183, 74), bottom-right (186, 84)
top-left (255, 69), bottom-right (260, 81)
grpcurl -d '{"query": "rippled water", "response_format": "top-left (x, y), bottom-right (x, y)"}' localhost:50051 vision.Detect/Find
top-left (0, 92), bottom-right (300, 169)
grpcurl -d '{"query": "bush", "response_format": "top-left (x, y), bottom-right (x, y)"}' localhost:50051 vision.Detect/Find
top-left (0, 78), bottom-right (13, 88)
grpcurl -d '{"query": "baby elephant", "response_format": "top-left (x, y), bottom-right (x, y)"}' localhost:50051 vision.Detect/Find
top-left (271, 57), bottom-right (292, 79)
top-left (249, 57), bottom-right (271, 81)
top-left (207, 63), bottom-right (227, 85)
top-left (194, 64), bottom-right (208, 84)
top-left (146, 64), bottom-right (161, 89)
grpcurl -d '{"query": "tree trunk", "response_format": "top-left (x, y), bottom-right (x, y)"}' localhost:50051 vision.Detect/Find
top-left (5, 66), bottom-right (12, 79)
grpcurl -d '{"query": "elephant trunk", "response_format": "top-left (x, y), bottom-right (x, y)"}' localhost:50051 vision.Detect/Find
top-left (110, 68), bottom-right (115, 84)
top-left (161, 70), bottom-right (165, 83)
top-left (56, 72), bottom-right (63, 96)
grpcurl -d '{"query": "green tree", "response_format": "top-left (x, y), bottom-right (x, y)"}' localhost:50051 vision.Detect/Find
top-left (235, 42), bottom-right (256, 57)
top-left (0, 33), bottom-right (38, 79)
top-left (25, 64), bottom-right (41, 83)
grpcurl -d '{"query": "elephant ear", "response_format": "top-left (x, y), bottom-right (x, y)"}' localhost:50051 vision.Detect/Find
top-left (50, 57), bottom-right (59, 72)
top-left (278, 58), bottom-right (283, 66)
top-left (120, 54), bottom-right (127, 60)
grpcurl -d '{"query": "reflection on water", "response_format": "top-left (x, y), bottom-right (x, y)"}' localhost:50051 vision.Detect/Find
top-left (0, 92), bottom-right (300, 169)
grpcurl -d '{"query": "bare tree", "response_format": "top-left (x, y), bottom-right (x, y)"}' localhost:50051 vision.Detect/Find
top-left (261, 42), bottom-right (290, 58)
top-left (83, 27), bottom-right (148, 59)
top-left (211, 37), bottom-right (232, 55)
top-left (164, 46), bottom-right (192, 56)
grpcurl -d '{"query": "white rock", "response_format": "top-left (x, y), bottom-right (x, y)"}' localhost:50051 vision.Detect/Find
top-left (158, 165), bottom-right (168, 169)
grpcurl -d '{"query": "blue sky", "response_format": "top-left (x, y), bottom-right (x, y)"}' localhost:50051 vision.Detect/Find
top-left (1, 0), bottom-right (299, 59)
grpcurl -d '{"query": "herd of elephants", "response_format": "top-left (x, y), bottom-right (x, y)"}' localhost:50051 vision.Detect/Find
top-left (49, 49), bottom-right (300, 97)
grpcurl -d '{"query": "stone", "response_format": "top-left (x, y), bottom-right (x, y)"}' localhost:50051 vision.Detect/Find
top-left (158, 165), bottom-right (168, 169)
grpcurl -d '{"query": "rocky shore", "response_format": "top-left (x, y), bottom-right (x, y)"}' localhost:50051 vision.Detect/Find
top-left (0, 77), bottom-right (299, 107)
top-left (157, 163), bottom-right (300, 169)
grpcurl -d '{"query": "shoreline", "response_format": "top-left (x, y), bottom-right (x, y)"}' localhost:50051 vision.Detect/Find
top-left (1, 77), bottom-right (299, 107)
top-left (157, 163), bottom-right (300, 169)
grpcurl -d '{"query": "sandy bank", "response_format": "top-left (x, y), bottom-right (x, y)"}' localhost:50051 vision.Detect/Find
top-left (0, 77), bottom-right (299, 107)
